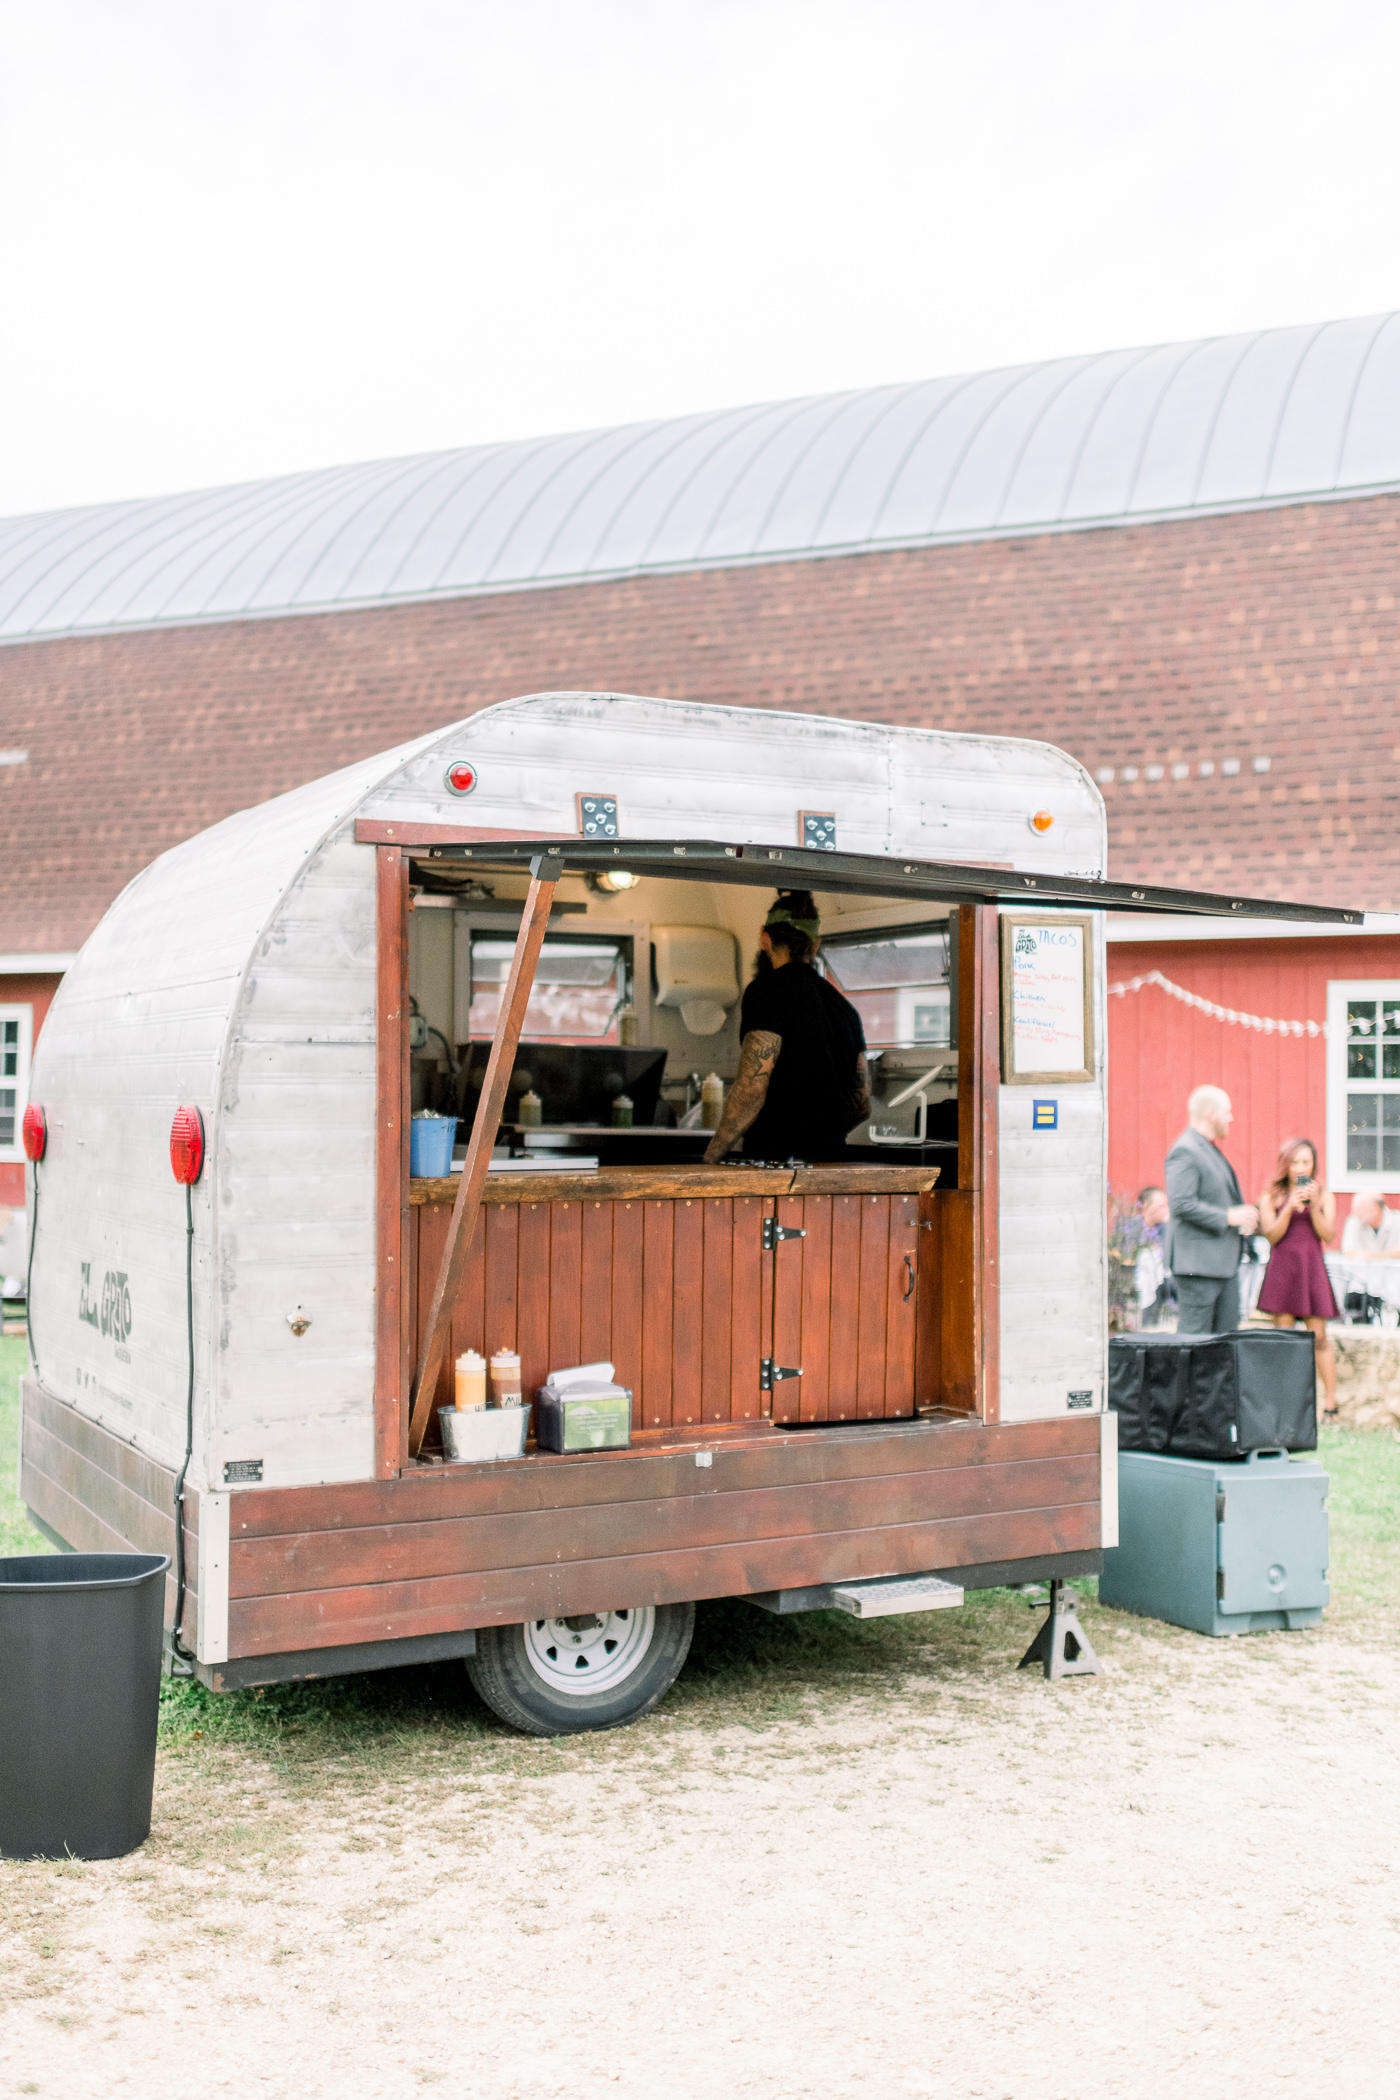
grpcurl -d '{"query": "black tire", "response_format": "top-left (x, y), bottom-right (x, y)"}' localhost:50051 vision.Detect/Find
top-left (466, 1602), bottom-right (695, 1736)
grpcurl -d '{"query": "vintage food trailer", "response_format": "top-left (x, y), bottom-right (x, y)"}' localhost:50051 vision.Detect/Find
top-left (17, 693), bottom-right (1354, 1732)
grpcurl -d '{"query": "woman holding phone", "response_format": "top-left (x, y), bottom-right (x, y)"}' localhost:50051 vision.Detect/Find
top-left (1257, 1137), bottom-right (1339, 1421)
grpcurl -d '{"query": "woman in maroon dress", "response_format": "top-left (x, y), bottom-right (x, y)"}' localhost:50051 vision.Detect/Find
top-left (1257, 1138), bottom-right (1339, 1422)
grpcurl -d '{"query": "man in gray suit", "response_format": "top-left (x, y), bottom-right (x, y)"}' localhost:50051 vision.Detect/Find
top-left (1165, 1085), bottom-right (1260, 1334)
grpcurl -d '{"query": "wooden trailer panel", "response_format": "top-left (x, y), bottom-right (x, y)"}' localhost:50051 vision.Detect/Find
top-left (19, 1377), bottom-right (195, 1644)
top-left (216, 1412), bottom-right (1102, 1660)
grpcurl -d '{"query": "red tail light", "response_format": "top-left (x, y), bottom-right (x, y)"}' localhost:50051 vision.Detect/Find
top-left (22, 1104), bottom-right (46, 1162)
top-left (170, 1106), bottom-right (205, 1186)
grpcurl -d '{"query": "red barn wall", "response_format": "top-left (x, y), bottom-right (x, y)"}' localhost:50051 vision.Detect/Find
top-left (1106, 934), bottom-right (1400, 1222)
top-left (0, 973), bottom-right (61, 1208)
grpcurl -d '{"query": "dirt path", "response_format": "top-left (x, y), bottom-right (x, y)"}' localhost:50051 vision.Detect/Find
top-left (2, 1592), bottom-right (1397, 2100)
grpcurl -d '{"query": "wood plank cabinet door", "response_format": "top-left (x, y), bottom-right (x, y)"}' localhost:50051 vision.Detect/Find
top-left (768, 1192), bottom-right (919, 1423)
top-left (413, 1194), bottom-right (771, 1435)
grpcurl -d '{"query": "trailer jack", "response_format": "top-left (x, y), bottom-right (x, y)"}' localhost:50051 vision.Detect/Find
top-left (1017, 1578), bottom-right (1101, 1680)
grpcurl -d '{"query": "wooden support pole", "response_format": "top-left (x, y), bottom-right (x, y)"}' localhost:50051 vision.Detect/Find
top-left (407, 852), bottom-right (561, 1455)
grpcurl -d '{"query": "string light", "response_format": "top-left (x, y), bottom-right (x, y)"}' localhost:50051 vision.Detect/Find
top-left (1108, 968), bottom-right (1327, 1038)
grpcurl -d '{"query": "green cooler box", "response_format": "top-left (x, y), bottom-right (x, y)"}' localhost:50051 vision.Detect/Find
top-left (1100, 1447), bottom-right (1328, 1636)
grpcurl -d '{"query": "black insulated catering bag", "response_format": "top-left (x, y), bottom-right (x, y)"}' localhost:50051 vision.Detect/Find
top-left (1107, 1333), bottom-right (1191, 1452)
top-left (1109, 1328), bottom-right (1316, 1459)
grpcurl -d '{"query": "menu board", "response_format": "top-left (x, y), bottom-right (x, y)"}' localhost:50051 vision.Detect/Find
top-left (1001, 915), bottom-right (1094, 1084)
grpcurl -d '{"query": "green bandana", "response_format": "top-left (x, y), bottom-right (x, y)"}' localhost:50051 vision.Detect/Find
top-left (764, 899), bottom-right (821, 940)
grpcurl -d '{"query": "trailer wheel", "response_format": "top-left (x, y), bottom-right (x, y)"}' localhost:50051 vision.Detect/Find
top-left (466, 1602), bottom-right (695, 1736)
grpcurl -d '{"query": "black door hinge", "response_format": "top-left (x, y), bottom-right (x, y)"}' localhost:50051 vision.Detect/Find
top-left (760, 1359), bottom-right (803, 1390)
top-left (762, 1218), bottom-right (807, 1251)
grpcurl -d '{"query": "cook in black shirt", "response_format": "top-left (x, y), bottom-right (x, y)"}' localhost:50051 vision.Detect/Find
top-left (703, 891), bottom-right (870, 1163)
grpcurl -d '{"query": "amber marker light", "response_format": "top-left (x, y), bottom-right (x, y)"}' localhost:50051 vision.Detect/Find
top-left (1028, 809), bottom-right (1055, 834)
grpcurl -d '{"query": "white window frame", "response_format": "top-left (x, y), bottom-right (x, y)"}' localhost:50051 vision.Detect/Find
top-left (1326, 979), bottom-right (1400, 1193)
top-left (0, 1003), bottom-right (33, 1165)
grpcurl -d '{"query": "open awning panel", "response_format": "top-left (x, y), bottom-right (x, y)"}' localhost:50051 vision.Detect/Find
top-left (408, 837), bottom-right (1360, 926)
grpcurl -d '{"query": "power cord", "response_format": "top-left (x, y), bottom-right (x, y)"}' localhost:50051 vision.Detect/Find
top-left (24, 1164), bottom-right (40, 1381)
top-left (169, 1180), bottom-right (197, 1674)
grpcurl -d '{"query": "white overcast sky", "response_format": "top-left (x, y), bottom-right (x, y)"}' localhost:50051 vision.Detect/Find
top-left (3, 0), bottom-right (1399, 516)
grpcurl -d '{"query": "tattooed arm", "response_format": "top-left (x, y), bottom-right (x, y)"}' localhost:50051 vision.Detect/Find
top-left (850, 1051), bottom-right (871, 1126)
top-left (703, 1030), bottom-right (782, 1162)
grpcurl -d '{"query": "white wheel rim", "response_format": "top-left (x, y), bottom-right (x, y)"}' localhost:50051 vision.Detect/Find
top-left (522, 1607), bottom-right (656, 1696)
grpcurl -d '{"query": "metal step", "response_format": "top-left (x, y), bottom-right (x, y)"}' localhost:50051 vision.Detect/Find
top-left (827, 1573), bottom-right (965, 1619)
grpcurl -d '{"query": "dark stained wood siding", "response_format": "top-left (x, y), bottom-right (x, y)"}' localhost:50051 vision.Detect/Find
top-left (19, 1378), bottom-right (194, 1643)
top-left (218, 1413), bottom-right (1101, 1659)
top-left (21, 1375), bottom-right (1102, 1665)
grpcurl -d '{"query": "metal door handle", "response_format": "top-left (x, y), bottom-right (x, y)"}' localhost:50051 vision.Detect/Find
top-left (903, 1254), bottom-right (915, 1301)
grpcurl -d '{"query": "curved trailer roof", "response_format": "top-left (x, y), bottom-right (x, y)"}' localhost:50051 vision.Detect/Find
top-left (3, 313), bottom-right (1400, 642)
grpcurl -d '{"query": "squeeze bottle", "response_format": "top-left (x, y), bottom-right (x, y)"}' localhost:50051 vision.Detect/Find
top-left (455, 1349), bottom-right (487, 1411)
top-left (490, 1349), bottom-right (523, 1408)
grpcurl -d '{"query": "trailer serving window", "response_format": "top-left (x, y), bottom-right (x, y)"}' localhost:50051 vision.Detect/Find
top-left (466, 933), bottom-right (630, 1042)
top-left (819, 924), bottom-right (951, 1048)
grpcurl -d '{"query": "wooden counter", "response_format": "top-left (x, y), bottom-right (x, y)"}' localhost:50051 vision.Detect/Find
top-left (410, 1162), bottom-right (941, 1205)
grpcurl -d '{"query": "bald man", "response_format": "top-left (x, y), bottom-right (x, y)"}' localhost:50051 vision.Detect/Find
top-left (1164, 1085), bottom-right (1260, 1335)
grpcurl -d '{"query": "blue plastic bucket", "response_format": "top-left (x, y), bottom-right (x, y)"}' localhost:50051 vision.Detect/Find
top-left (410, 1115), bottom-right (458, 1177)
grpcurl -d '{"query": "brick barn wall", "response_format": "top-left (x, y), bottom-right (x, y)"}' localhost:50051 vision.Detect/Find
top-left (1106, 934), bottom-right (1400, 1223)
top-left (3, 488), bottom-right (1399, 954)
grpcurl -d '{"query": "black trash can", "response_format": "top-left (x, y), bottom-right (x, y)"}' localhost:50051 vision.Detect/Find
top-left (0, 1553), bottom-right (170, 1861)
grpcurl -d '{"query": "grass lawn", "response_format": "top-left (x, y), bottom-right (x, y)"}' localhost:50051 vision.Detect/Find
top-left (0, 1334), bottom-right (50, 1558)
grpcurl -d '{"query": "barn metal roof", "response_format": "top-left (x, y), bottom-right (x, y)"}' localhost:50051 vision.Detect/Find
top-left (4, 311), bottom-right (1400, 644)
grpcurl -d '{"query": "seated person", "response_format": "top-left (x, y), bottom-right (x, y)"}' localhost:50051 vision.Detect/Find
top-left (1134, 1185), bottom-right (1175, 1328)
top-left (1340, 1193), bottom-right (1400, 1259)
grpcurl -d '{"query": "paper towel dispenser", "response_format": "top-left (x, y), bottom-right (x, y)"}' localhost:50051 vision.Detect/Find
top-left (651, 926), bottom-right (740, 1036)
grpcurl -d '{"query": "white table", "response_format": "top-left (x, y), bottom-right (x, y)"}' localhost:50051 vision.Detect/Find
top-left (1325, 1251), bottom-right (1400, 1320)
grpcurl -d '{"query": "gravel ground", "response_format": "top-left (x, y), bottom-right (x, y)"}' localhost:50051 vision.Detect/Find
top-left (2, 1362), bottom-right (1397, 2100)
top-left (1, 1590), bottom-right (1397, 2100)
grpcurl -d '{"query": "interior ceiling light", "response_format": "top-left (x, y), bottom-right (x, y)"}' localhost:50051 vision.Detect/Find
top-left (1028, 809), bottom-right (1055, 834)
top-left (589, 869), bottom-right (640, 894)
top-left (444, 760), bottom-right (478, 796)
top-left (21, 1104), bottom-right (46, 1161)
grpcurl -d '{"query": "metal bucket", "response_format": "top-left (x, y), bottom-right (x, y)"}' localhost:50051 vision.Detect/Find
top-left (439, 1404), bottom-right (531, 1463)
